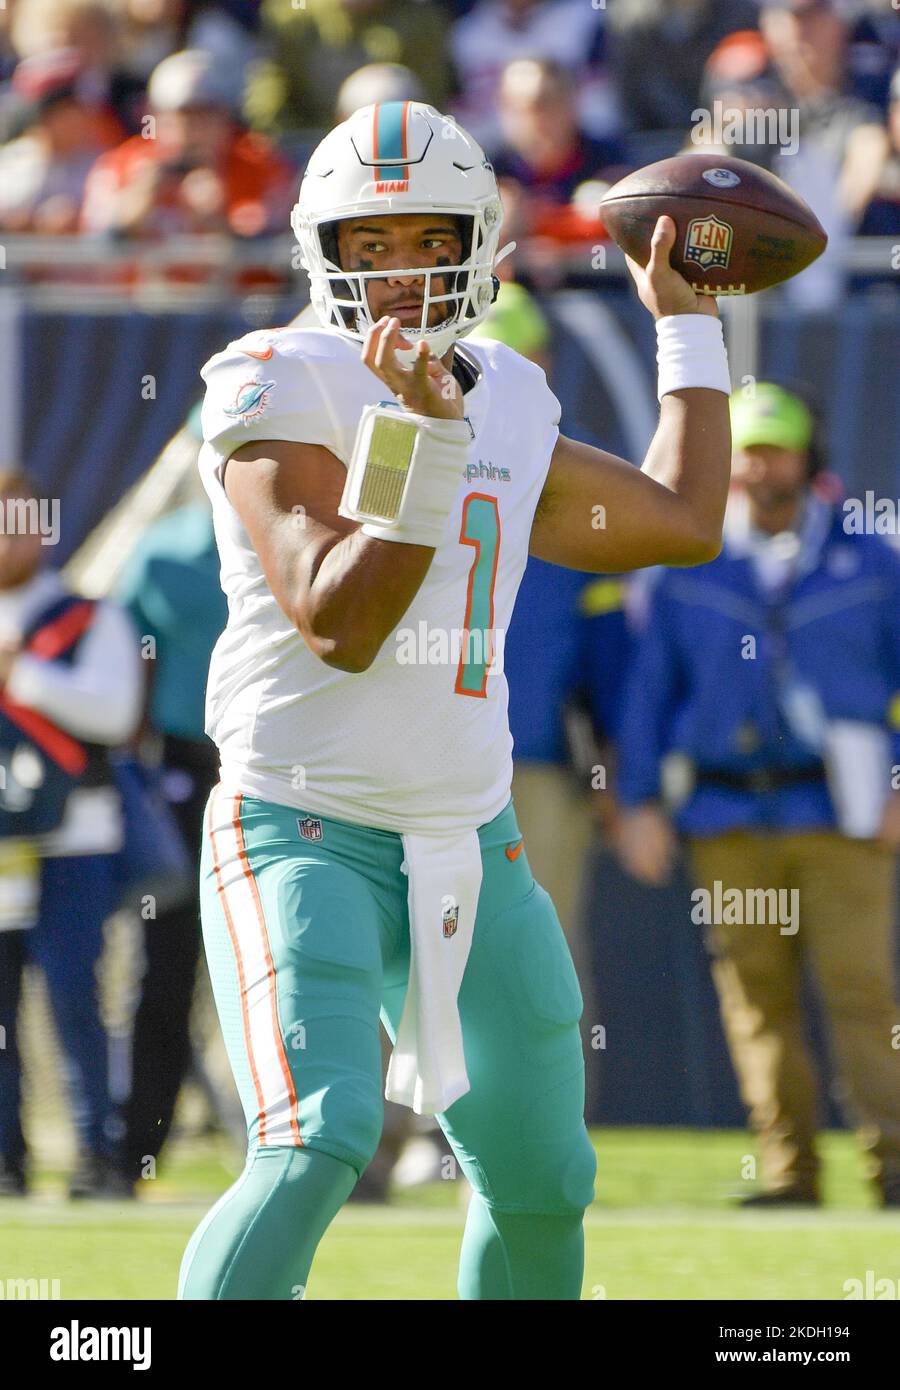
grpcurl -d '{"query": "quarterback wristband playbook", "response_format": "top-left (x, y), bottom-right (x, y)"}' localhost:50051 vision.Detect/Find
top-left (339, 402), bottom-right (472, 547)
top-left (655, 313), bottom-right (732, 402)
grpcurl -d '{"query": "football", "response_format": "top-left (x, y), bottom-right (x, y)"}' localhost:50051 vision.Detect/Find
top-left (599, 152), bottom-right (828, 295)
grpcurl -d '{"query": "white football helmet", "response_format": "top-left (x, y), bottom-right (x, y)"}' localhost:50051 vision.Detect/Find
top-left (291, 101), bottom-right (515, 361)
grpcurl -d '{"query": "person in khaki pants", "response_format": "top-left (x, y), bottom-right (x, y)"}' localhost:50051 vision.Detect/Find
top-left (614, 383), bottom-right (900, 1207)
top-left (689, 831), bottom-right (898, 1204)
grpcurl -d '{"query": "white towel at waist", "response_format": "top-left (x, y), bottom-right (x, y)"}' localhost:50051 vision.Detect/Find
top-left (384, 826), bottom-right (483, 1115)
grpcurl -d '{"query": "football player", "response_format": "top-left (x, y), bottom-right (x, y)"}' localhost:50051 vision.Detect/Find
top-left (178, 101), bottom-right (731, 1300)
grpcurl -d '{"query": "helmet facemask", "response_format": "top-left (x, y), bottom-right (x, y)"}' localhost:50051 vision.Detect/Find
top-left (298, 202), bottom-right (507, 363)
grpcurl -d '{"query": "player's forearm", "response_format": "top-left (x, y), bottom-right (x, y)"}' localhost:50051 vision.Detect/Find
top-left (299, 528), bottom-right (436, 673)
top-left (639, 389), bottom-right (731, 562)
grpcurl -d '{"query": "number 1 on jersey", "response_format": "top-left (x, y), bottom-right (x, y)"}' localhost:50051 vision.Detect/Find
top-left (456, 493), bottom-right (500, 698)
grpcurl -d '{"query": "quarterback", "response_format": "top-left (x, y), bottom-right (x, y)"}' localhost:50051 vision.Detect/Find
top-left (178, 101), bottom-right (731, 1300)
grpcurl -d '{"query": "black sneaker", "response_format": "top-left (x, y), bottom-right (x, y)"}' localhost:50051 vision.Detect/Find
top-left (0, 1156), bottom-right (27, 1197)
top-left (68, 1153), bottom-right (135, 1201)
top-left (738, 1189), bottom-right (820, 1208)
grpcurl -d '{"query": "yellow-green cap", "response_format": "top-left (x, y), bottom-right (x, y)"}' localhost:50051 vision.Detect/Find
top-left (730, 383), bottom-right (814, 453)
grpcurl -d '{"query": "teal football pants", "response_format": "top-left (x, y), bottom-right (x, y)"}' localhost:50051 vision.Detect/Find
top-left (178, 787), bottom-right (596, 1299)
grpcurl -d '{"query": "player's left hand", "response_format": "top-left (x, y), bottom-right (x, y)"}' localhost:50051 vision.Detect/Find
top-left (361, 316), bottom-right (465, 421)
top-left (624, 216), bottom-right (720, 321)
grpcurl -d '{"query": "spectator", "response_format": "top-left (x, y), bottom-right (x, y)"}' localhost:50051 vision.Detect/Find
top-left (0, 49), bottom-right (122, 233)
top-left (605, 0), bottom-right (761, 135)
top-left (9, 0), bottom-right (145, 136)
top-left (858, 63), bottom-right (900, 241)
top-left (450, 0), bottom-right (619, 152)
top-left (491, 58), bottom-right (628, 247)
top-left (0, 468), bottom-right (143, 1199)
top-left (114, 0), bottom-right (187, 84)
top-left (245, 0), bottom-right (451, 138)
top-left (759, 0), bottom-right (889, 305)
top-left (335, 62), bottom-right (424, 124)
top-left (614, 384), bottom-right (900, 1208)
top-left (80, 48), bottom-right (294, 240)
top-left (691, 29), bottom-right (788, 168)
top-left (0, 4), bottom-right (17, 85)
top-left (116, 0), bottom-right (262, 96)
top-left (845, 0), bottom-right (900, 114)
top-left (113, 480), bottom-right (227, 1191)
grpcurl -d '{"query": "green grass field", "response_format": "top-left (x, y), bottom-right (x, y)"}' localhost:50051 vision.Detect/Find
top-left (3, 1128), bottom-right (899, 1300)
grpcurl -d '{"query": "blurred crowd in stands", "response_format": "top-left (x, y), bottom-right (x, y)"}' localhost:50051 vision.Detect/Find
top-left (0, 0), bottom-right (898, 297)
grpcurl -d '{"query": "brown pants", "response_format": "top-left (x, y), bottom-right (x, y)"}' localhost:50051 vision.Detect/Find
top-left (510, 761), bottom-right (594, 988)
top-left (689, 830), bottom-right (900, 1197)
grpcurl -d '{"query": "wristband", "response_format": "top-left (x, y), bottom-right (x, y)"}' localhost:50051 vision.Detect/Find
top-left (656, 313), bottom-right (732, 402)
top-left (339, 403), bottom-right (472, 547)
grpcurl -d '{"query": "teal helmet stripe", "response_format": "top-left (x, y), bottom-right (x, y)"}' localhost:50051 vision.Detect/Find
top-left (374, 100), bottom-right (409, 181)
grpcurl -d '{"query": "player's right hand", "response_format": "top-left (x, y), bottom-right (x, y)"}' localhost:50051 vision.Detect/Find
top-left (625, 216), bottom-right (720, 322)
top-left (361, 316), bottom-right (465, 422)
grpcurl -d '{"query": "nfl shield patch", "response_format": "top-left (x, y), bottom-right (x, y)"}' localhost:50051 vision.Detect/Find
top-left (684, 214), bottom-right (733, 271)
top-left (442, 903), bottom-right (459, 939)
top-left (297, 816), bottom-right (324, 842)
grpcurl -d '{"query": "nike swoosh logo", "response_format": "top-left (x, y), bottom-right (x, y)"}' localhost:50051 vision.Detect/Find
top-left (505, 839), bottom-right (524, 861)
top-left (242, 346), bottom-right (274, 360)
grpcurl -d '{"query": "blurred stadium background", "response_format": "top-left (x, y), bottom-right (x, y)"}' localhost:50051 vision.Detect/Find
top-left (1, 0), bottom-right (900, 1300)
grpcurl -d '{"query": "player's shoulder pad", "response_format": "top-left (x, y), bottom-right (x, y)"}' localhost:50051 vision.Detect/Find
top-left (463, 336), bottom-right (561, 423)
top-left (199, 324), bottom-right (357, 462)
top-left (200, 323), bottom-right (357, 384)
top-left (462, 334), bottom-right (544, 378)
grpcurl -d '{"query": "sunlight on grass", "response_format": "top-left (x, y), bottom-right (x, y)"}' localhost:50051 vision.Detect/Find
top-left (1, 1128), bottom-right (895, 1300)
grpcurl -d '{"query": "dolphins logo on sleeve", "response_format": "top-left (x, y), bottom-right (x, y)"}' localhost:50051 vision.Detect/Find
top-left (224, 379), bottom-right (277, 422)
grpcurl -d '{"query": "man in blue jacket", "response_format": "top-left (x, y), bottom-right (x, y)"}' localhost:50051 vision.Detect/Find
top-left (0, 468), bottom-right (142, 1197)
top-left (615, 383), bottom-right (900, 1207)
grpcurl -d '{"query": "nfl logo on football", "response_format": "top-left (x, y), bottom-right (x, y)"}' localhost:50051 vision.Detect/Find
top-left (684, 214), bottom-right (733, 270)
top-left (442, 900), bottom-right (459, 939)
top-left (297, 816), bottom-right (324, 842)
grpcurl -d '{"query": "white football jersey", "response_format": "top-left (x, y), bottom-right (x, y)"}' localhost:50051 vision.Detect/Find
top-left (198, 324), bottom-right (561, 833)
